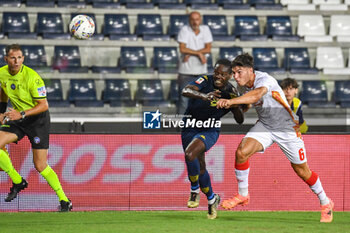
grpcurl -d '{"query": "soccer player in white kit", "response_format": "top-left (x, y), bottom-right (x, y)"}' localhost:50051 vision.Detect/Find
top-left (216, 53), bottom-right (334, 223)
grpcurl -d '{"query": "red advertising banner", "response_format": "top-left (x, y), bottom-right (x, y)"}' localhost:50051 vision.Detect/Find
top-left (0, 134), bottom-right (349, 212)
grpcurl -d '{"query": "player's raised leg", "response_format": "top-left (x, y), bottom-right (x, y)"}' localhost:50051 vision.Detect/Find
top-left (291, 163), bottom-right (333, 223)
top-left (33, 149), bottom-right (72, 212)
top-left (184, 138), bottom-right (204, 208)
top-left (222, 137), bottom-right (263, 210)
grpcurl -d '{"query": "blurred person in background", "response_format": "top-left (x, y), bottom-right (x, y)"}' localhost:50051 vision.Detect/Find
top-left (280, 78), bottom-right (308, 133)
top-left (177, 11), bottom-right (213, 114)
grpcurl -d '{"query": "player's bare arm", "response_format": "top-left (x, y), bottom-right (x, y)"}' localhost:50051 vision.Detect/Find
top-left (216, 87), bottom-right (268, 109)
top-left (5, 99), bottom-right (48, 121)
top-left (230, 106), bottom-right (244, 124)
top-left (182, 84), bottom-right (221, 102)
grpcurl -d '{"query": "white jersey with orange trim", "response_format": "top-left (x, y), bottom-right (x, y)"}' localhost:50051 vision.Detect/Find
top-left (246, 71), bottom-right (299, 131)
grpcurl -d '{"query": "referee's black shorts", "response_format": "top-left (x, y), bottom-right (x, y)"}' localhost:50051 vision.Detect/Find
top-left (0, 110), bottom-right (50, 149)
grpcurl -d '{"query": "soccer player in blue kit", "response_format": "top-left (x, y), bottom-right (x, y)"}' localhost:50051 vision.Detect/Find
top-left (181, 59), bottom-right (244, 219)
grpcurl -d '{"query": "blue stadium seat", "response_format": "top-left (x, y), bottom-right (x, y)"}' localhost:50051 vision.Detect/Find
top-left (284, 48), bottom-right (318, 74)
top-left (153, 47), bottom-right (178, 73)
top-left (57, 0), bottom-right (86, 8)
top-left (191, 3), bottom-right (219, 10)
top-left (2, 12), bottom-right (37, 39)
top-left (71, 13), bottom-right (104, 41)
top-left (104, 14), bottom-right (137, 41)
top-left (102, 79), bottom-right (136, 107)
top-left (206, 53), bottom-right (213, 74)
top-left (0, 0), bottom-right (21, 7)
top-left (168, 79), bottom-right (179, 102)
top-left (44, 79), bottom-right (70, 107)
top-left (220, 0), bottom-right (250, 10)
top-left (219, 47), bottom-right (243, 61)
top-left (266, 16), bottom-right (299, 41)
top-left (334, 81), bottom-right (350, 108)
top-left (203, 15), bottom-right (235, 41)
top-left (119, 46), bottom-right (153, 73)
top-left (21, 45), bottom-right (50, 71)
top-left (26, 0), bottom-right (55, 7)
top-left (248, 0), bottom-right (283, 9)
top-left (300, 81), bottom-right (335, 108)
top-left (135, 14), bottom-right (170, 41)
top-left (68, 79), bottom-right (104, 107)
top-left (168, 15), bottom-right (188, 38)
top-left (119, 0), bottom-right (153, 8)
top-left (152, 0), bottom-right (186, 8)
top-left (0, 45), bottom-right (6, 67)
top-left (136, 80), bottom-right (168, 106)
top-left (234, 16), bottom-right (267, 41)
top-left (36, 13), bottom-right (70, 40)
top-left (52, 46), bottom-right (89, 73)
top-left (84, 0), bottom-right (120, 8)
top-left (252, 48), bottom-right (285, 74)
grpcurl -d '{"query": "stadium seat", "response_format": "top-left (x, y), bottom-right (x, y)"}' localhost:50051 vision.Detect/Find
top-left (102, 79), bottom-right (136, 107)
top-left (252, 48), bottom-right (285, 74)
top-left (0, 45), bottom-right (6, 67)
top-left (234, 16), bottom-right (267, 41)
top-left (153, 47), bottom-right (178, 73)
top-left (329, 15), bottom-right (350, 42)
top-left (297, 15), bottom-right (332, 42)
top-left (44, 79), bottom-right (70, 107)
top-left (168, 15), bottom-right (188, 38)
top-left (0, 0), bottom-right (21, 7)
top-left (300, 81), bottom-right (335, 108)
top-left (104, 14), bottom-right (137, 41)
top-left (71, 13), bottom-right (104, 41)
top-left (316, 47), bottom-right (350, 75)
top-left (203, 15), bottom-right (235, 41)
top-left (248, 0), bottom-right (283, 9)
top-left (206, 53), bottom-right (213, 74)
top-left (21, 45), bottom-right (51, 72)
top-left (135, 14), bottom-right (170, 41)
top-left (168, 79), bottom-right (179, 102)
top-left (68, 79), bottom-right (104, 107)
top-left (119, 46), bottom-right (153, 73)
top-left (52, 46), bottom-right (89, 73)
top-left (36, 13), bottom-right (70, 40)
top-left (334, 81), bottom-right (350, 108)
top-left (135, 80), bottom-right (167, 106)
top-left (220, 0), bottom-right (250, 9)
top-left (219, 47), bottom-right (243, 61)
top-left (57, 0), bottom-right (86, 8)
top-left (284, 48), bottom-right (318, 74)
top-left (266, 16), bottom-right (300, 41)
top-left (2, 12), bottom-right (37, 39)
top-left (26, 0), bottom-right (55, 7)
top-left (153, 0), bottom-right (186, 8)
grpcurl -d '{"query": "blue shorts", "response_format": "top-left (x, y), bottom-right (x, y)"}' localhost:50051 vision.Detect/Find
top-left (181, 128), bottom-right (220, 152)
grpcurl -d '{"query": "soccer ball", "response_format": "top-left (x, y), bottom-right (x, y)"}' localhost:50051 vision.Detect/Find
top-left (69, 15), bottom-right (95, 39)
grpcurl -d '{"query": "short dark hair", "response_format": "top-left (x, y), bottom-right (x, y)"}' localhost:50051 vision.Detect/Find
top-left (5, 44), bottom-right (22, 56)
top-left (231, 53), bottom-right (254, 69)
top-left (214, 58), bottom-right (232, 73)
top-left (280, 77), bottom-right (299, 89)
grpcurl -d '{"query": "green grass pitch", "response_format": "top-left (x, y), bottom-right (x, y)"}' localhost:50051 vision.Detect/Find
top-left (0, 211), bottom-right (349, 233)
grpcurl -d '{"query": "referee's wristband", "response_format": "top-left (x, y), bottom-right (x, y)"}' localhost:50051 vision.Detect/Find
top-left (20, 111), bottom-right (26, 119)
top-left (0, 102), bottom-right (7, 113)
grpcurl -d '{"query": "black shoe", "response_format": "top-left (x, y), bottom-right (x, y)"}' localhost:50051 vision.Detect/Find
top-left (5, 178), bottom-right (28, 202)
top-left (59, 199), bottom-right (73, 212)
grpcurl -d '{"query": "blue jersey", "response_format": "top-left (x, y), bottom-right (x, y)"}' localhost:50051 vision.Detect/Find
top-left (183, 75), bottom-right (238, 125)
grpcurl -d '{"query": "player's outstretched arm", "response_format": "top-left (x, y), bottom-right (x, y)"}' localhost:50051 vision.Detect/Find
top-left (217, 87), bottom-right (268, 109)
top-left (182, 85), bottom-right (221, 102)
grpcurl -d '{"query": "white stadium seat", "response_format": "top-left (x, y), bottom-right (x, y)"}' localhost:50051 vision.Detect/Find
top-left (330, 15), bottom-right (350, 42)
top-left (317, 47), bottom-right (350, 75)
top-left (298, 15), bottom-right (332, 42)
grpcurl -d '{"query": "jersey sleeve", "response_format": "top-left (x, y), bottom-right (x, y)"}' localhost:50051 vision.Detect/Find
top-left (30, 75), bottom-right (47, 99)
top-left (188, 75), bottom-right (209, 91)
top-left (203, 26), bottom-right (213, 43)
top-left (254, 75), bottom-right (274, 92)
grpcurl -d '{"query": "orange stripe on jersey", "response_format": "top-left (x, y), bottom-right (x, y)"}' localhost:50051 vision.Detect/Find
top-left (271, 91), bottom-right (302, 138)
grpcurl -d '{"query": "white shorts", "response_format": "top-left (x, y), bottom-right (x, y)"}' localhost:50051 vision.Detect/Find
top-left (244, 121), bottom-right (307, 164)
